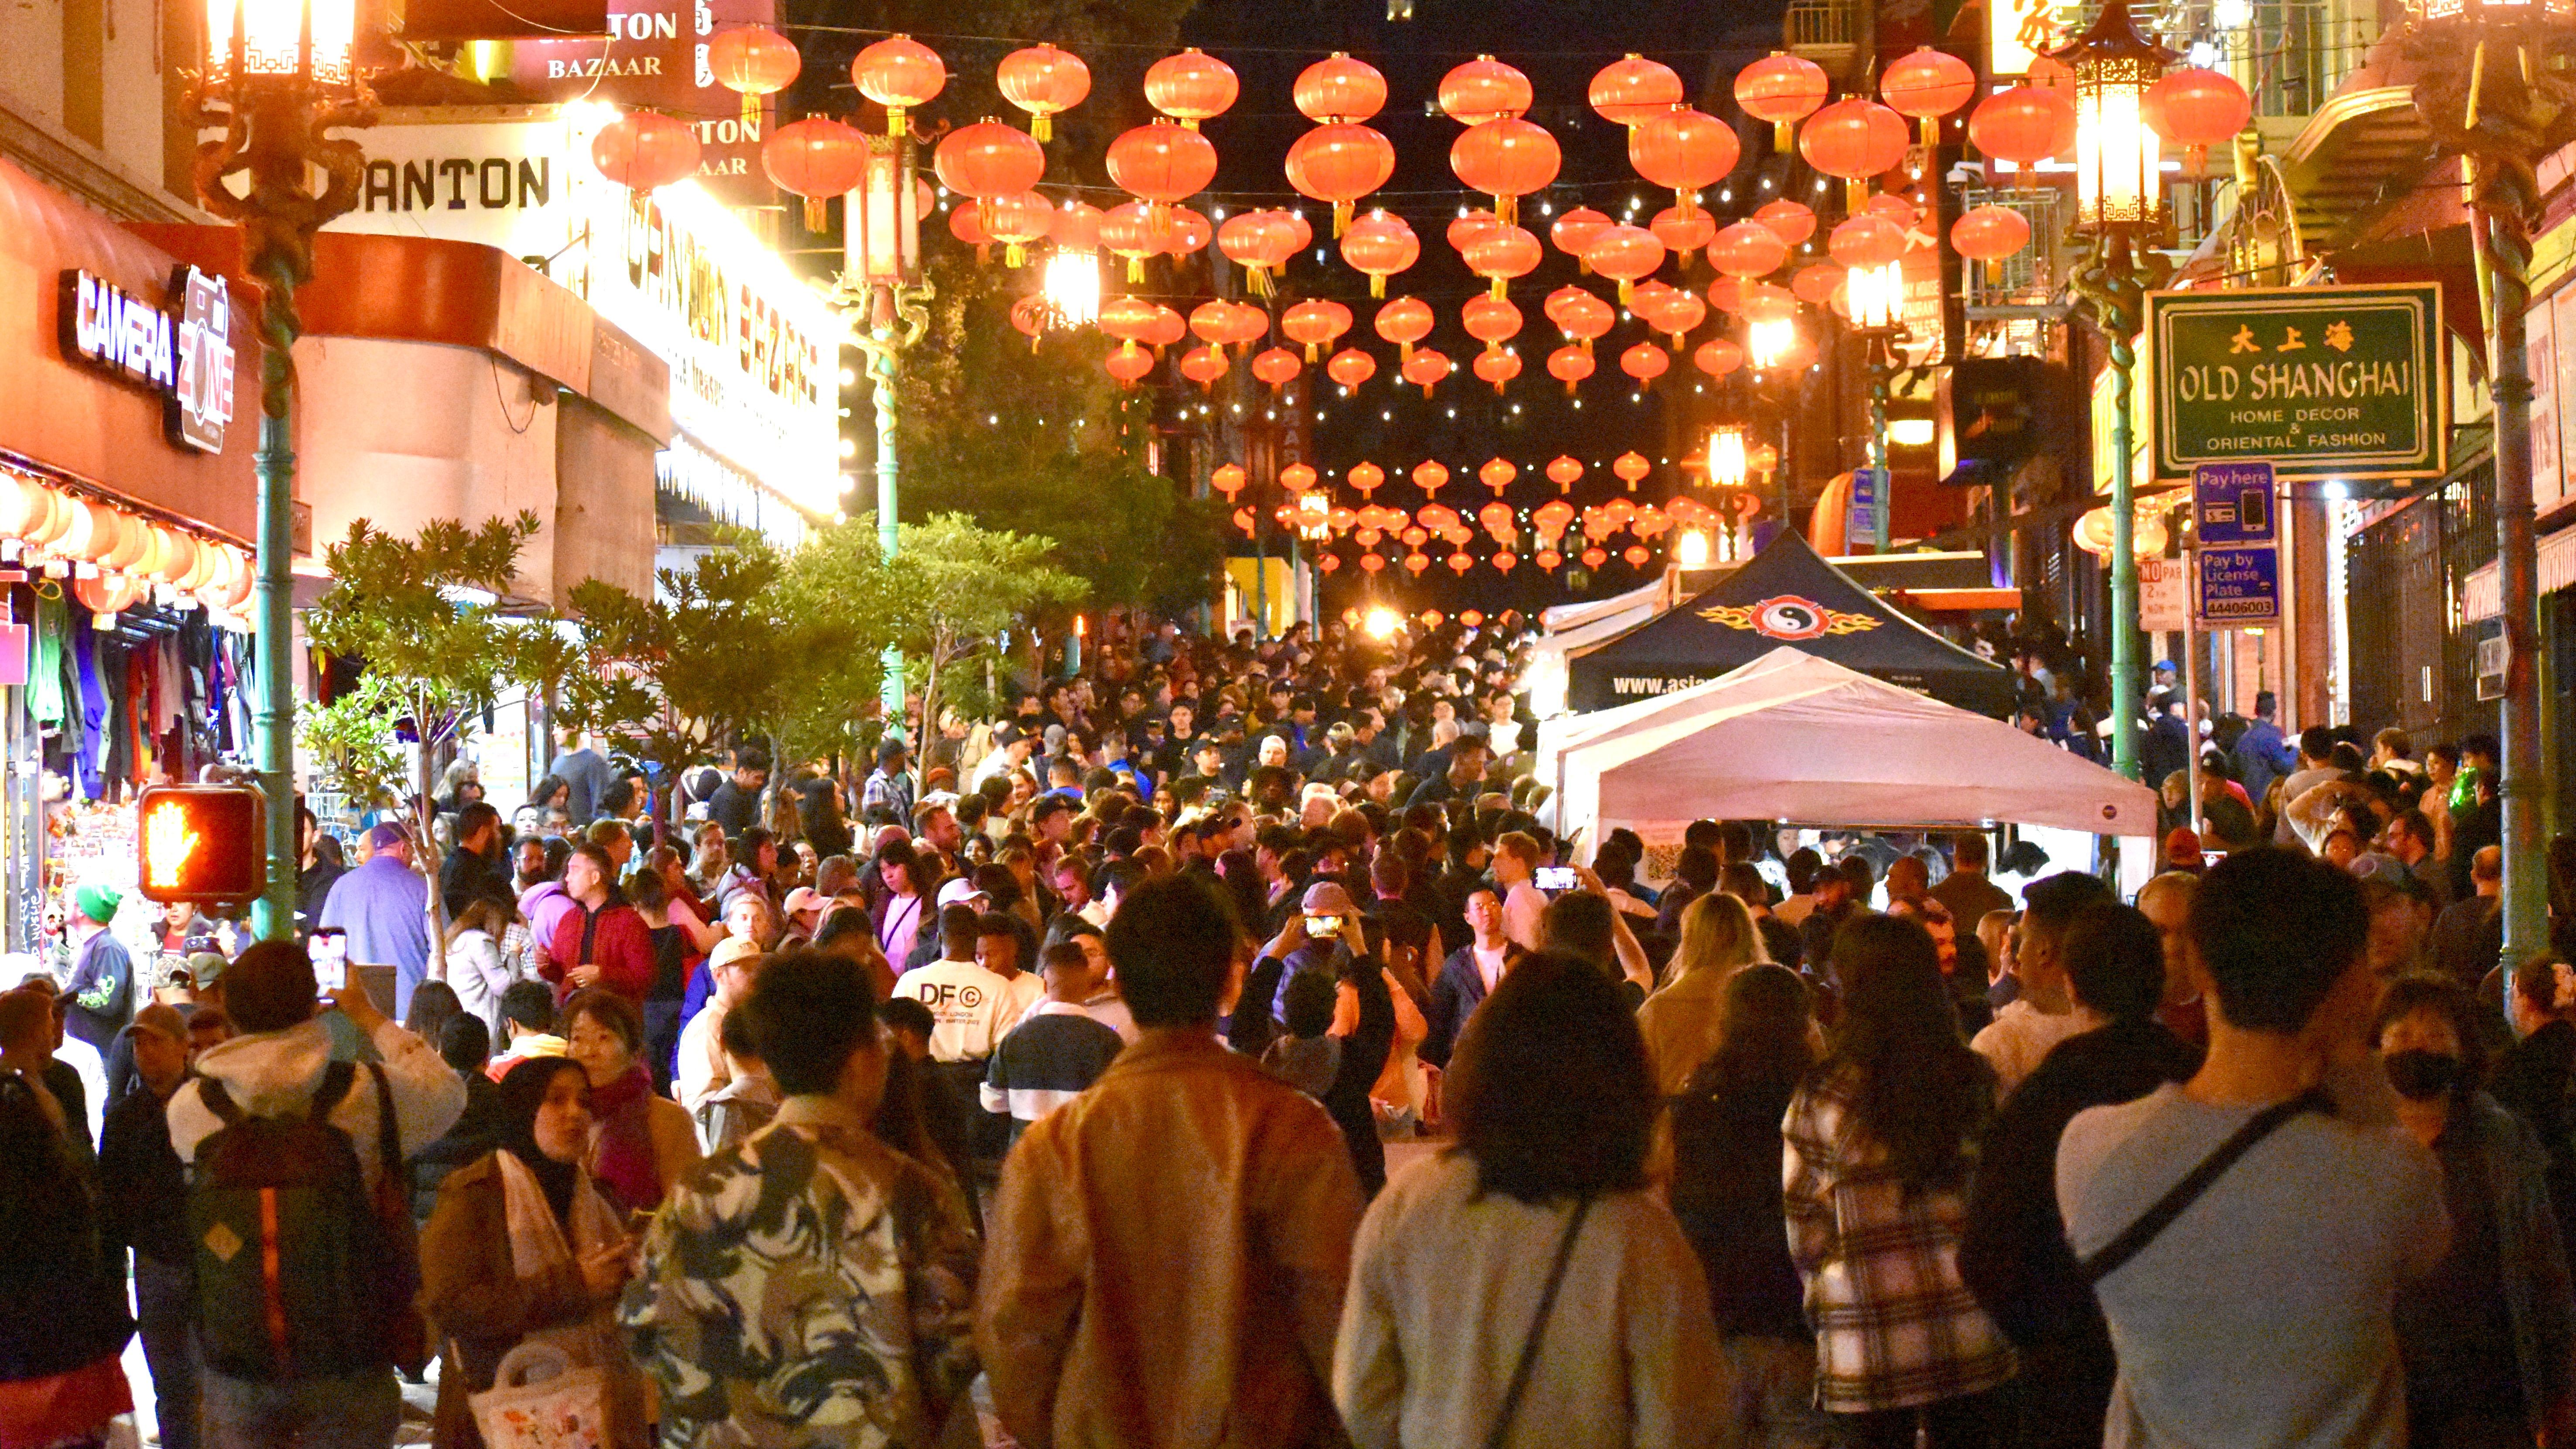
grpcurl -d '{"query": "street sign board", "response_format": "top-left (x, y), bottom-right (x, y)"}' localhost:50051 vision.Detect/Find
top-left (2139, 555), bottom-right (2190, 633)
top-left (2196, 546), bottom-right (2282, 624)
top-left (2146, 282), bottom-right (2446, 483)
top-left (1846, 467), bottom-right (1883, 544)
top-left (2192, 461), bottom-right (2276, 545)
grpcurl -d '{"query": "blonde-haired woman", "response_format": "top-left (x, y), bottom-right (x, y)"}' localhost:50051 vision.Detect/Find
top-left (1636, 890), bottom-right (1772, 1095)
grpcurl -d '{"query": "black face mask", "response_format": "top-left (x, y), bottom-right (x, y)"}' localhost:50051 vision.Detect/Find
top-left (2384, 1049), bottom-right (2465, 1102)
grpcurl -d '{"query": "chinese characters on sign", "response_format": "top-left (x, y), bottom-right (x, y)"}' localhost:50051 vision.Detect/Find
top-left (2146, 283), bottom-right (2445, 483)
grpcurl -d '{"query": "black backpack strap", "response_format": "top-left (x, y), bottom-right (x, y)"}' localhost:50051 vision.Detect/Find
top-left (366, 1063), bottom-right (399, 1181)
top-left (2078, 1086), bottom-right (2330, 1286)
top-left (195, 1074), bottom-right (243, 1127)
top-left (307, 1060), bottom-right (359, 1124)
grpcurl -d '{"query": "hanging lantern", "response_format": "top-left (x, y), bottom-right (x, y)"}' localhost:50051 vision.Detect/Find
top-left (1374, 295), bottom-right (1434, 359)
top-left (764, 117), bottom-right (871, 231)
top-left (1473, 348), bottom-right (1521, 393)
top-left (1546, 344), bottom-right (1595, 395)
top-left (935, 118), bottom-right (1045, 198)
top-left (2143, 66), bottom-right (2249, 175)
top-left (1098, 294), bottom-right (1158, 343)
top-left (1550, 288), bottom-right (1615, 350)
top-left (1793, 261), bottom-right (1848, 303)
top-left (1213, 464), bottom-right (1247, 499)
top-left (1752, 198), bottom-right (1818, 247)
top-left (1217, 209), bottom-right (1300, 296)
top-left (1799, 98), bottom-right (1911, 212)
top-left (1252, 347), bottom-right (1303, 391)
top-left (1403, 348), bottom-right (1453, 398)
top-left (0, 476), bottom-right (62, 545)
top-left (1585, 224), bottom-right (1667, 304)
top-left (99, 512), bottom-right (148, 571)
top-left (1285, 124), bottom-right (1396, 234)
top-left (589, 111), bottom-right (701, 191)
top-left (1866, 191), bottom-right (1922, 231)
top-left (1545, 458), bottom-right (1583, 493)
top-left (1536, 550), bottom-right (1562, 572)
top-left (1280, 462), bottom-right (1319, 494)
top-left (1551, 207), bottom-right (1612, 271)
top-left (1448, 551), bottom-right (1475, 576)
top-left (1282, 299), bottom-right (1352, 361)
top-left (1341, 210), bottom-right (1419, 297)
top-left (1099, 201), bottom-right (1160, 282)
top-left (978, 191), bottom-right (1054, 266)
top-left (1179, 343), bottom-right (1230, 390)
top-left (1644, 288), bottom-right (1706, 350)
top-left (1619, 342), bottom-right (1669, 389)
top-left (1582, 546), bottom-right (1610, 569)
top-left (1969, 85), bottom-right (2078, 188)
top-left (1734, 51), bottom-right (1830, 150)
top-left (1296, 52), bottom-right (1386, 122)
top-left (1951, 204), bottom-right (2034, 280)
top-left (1590, 53), bottom-right (1684, 127)
top-left (1166, 206), bottom-right (1213, 256)
top-left (1738, 281), bottom-right (1799, 323)
top-left (997, 44), bottom-right (1090, 141)
top-left (1010, 295), bottom-right (1048, 349)
top-left (1106, 120), bottom-right (1218, 214)
top-left (949, 200), bottom-right (993, 264)
top-left (1461, 224), bottom-right (1542, 299)
top-left (1650, 206), bottom-right (1717, 264)
top-left (1327, 347), bottom-right (1378, 390)
top-left (1629, 107), bottom-right (1740, 214)
top-left (709, 26), bottom-right (800, 128)
top-left (1478, 461), bottom-right (1518, 498)
top-left (1144, 48), bottom-right (1237, 129)
top-left (1053, 199), bottom-right (1104, 254)
top-left (1706, 275), bottom-right (1745, 313)
top-left (1105, 341), bottom-right (1155, 386)
top-left (1462, 293), bottom-right (1523, 352)
top-left (74, 573), bottom-right (142, 618)
top-left (1613, 451), bottom-right (1652, 490)
top-left (1439, 55), bottom-right (1532, 124)
top-left (1350, 461), bottom-right (1387, 496)
top-left (1880, 46), bottom-right (1978, 146)
top-left (1828, 213), bottom-right (1907, 268)
top-left (1318, 552), bottom-right (1343, 574)
top-left (1623, 545), bottom-right (1652, 568)
top-left (1450, 119), bottom-right (1560, 225)
top-left (853, 34), bottom-right (946, 137)
top-left (1709, 220), bottom-right (1790, 278)
top-left (1694, 337), bottom-right (1744, 377)
top-left (1447, 208), bottom-right (1501, 257)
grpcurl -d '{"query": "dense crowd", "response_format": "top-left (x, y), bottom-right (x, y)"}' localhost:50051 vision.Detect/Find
top-left (1, 608), bottom-right (2566, 1449)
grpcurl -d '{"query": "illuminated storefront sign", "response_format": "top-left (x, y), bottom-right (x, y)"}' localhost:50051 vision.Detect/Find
top-left (57, 266), bottom-right (236, 454)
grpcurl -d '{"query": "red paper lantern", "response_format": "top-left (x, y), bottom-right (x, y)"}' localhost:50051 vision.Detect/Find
top-left (1451, 119), bottom-right (1560, 225)
top-left (1107, 121), bottom-right (1218, 206)
top-left (977, 190), bottom-right (1054, 266)
top-left (1439, 55), bottom-right (1532, 124)
top-left (1374, 295), bottom-right (1434, 357)
top-left (1166, 206), bottom-right (1213, 256)
top-left (1553, 291), bottom-right (1614, 352)
top-left (1342, 210), bottom-right (1419, 298)
top-left (1737, 281), bottom-right (1798, 323)
top-left (934, 119), bottom-right (1044, 198)
top-left (1494, 552), bottom-right (1518, 574)
top-left (1143, 306), bottom-right (1185, 352)
top-left (1186, 303), bottom-right (1232, 346)
top-left (947, 200), bottom-right (994, 261)
top-left (1629, 107), bottom-right (1740, 212)
top-left (1473, 349), bottom-right (1521, 393)
top-left (1590, 53), bottom-right (1684, 127)
top-left (1280, 462), bottom-right (1318, 492)
top-left (1104, 341), bottom-right (1154, 386)
top-left (1319, 553), bottom-right (1342, 574)
top-left (1613, 451), bottom-right (1651, 489)
top-left (997, 44), bottom-right (1089, 141)
top-left (1546, 344), bottom-right (1595, 394)
top-left (1694, 337), bottom-right (1744, 377)
top-left (1362, 553), bottom-right (1387, 574)
top-left (1536, 550), bottom-right (1562, 572)
top-left (2144, 67), bottom-right (2252, 173)
top-left (1828, 214), bottom-right (1906, 269)
top-left (1414, 461), bottom-right (1451, 497)
top-left (1866, 191), bottom-right (1921, 230)
top-left (1286, 124), bottom-right (1397, 234)
top-left (1462, 293), bottom-right (1523, 350)
top-left (1752, 199), bottom-right (1817, 247)
top-left (1951, 204), bottom-right (2033, 280)
top-left (1642, 288), bottom-right (1705, 350)
top-left (1706, 275), bottom-right (1744, 313)
top-left (1650, 206), bottom-right (1717, 264)
top-left (1709, 220), bottom-right (1790, 279)
top-left (1799, 98), bottom-right (1910, 211)
top-left (1252, 347), bottom-right (1303, 391)
top-left (1880, 46), bottom-right (1977, 145)
top-left (1623, 545), bottom-right (1652, 568)
top-left (1552, 207), bottom-right (1612, 271)
top-left (709, 26), bottom-right (799, 127)
top-left (1180, 343), bottom-right (1229, 390)
top-left (1098, 295), bottom-right (1158, 343)
top-left (1144, 48), bottom-right (1237, 128)
top-left (1350, 462), bottom-right (1386, 495)
top-left (1048, 200), bottom-right (1101, 254)
top-left (1218, 209), bottom-right (1300, 295)
top-left (1213, 463), bottom-right (1246, 498)
top-left (1099, 201), bottom-right (1161, 281)
top-left (1544, 462), bottom-right (1583, 498)
top-left (1282, 299), bottom-right (1352, 360)
top-left (1792, 261), bottom-right (1847, 304)
top-left (590, 111), bottom-right (700, 191)
top-left (1480, 460), bottom-right (1518, 495)
top-left (1296, 52), bottom-right (1386, 122)
top-left (1585, 224), bottom-right (1667, 304)
top-left (853, 35), bottom-right (945, 136)
top-left (1403, 349), bottom-right (1453, 398)
top-left (1448, 209), bottom-right (1502, 257)
top-left (764, 117), bottom-right (870, 232)
top-left (1734, 51), bottom-right (1829, 150)
top-left (1969, 86), bottom-right (2076, 188)
top-left (1327, 347), bottom-right (1378, 390)
top-left (1448, 551), bottom-right (1475, 576)
top-left (1620, 342), bottom-right (1669, 388)
top-left (1461, 224), bottom-right (1542, 298)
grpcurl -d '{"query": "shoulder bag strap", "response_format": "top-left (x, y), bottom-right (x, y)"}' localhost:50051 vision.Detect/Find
top-left (367, 1062), bottom-right (399, 1181)
top-left (1484, 1194), bottom-right (1595, 1449)
top-left (308, 1058), bottom-right (359, 1122)
top-left (2077, 1085), bottom-right (2330, 1286)
top-left (195, 1073), bottom-right (243, 1127)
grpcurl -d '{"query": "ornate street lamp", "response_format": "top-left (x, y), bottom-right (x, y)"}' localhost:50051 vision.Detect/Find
top-left (189, 0), bottom-right (375, 938)
top-left (2057, 0), bottom-right (2175, 782)
top-left (2400, 0), bottom-right (2576, 985)
top-left (837, 133), bottom-right (931, 735)
top-left (1707, 423), bottom-right (1750, 491)
top-left (1846, 259), bottom-right (1907, 552)
top-left (1747, 317), bottom-right (1800, 371)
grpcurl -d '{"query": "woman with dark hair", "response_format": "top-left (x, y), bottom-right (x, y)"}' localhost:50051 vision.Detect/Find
top-left (420, 1056), bottom-right (645, 1448)
top-left (404, 979), bottom-right (468, 1056)
top-left (1668, 964), bottom-right (1833, 1449)
top-left (516, 775), bottom-right (571, 834)
top-left (870, 838), bottom-right (930, 968)
top-left (1782, 914), bottom-right (2014, 1447)
top-left (2377, 973), bottom-right (2576, 1448)
top-left (561, 988), bottom-right (700, 1213)
top-left (1333, 954), bottom-right (1723, 1448)
top-left (1215, 847), bottom-right (1269, 941)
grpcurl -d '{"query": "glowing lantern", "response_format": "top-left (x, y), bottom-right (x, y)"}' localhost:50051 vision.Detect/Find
top-left (1624, 545), bottom-right (1652, 568)
top-left (1105, 342), bottom-right (1155, 387)
top-left (1706, 275), bottom-right (1744, 313)
top-left (1448, 209), bottom-right (1501, 256)
top-left (1319, 553), bottom-right (1342, 574)
top-left (1398, 553), bottom-right (1423, 575)
top-left (1415, 462), bottom-right (1451, 498)
top-left (1829, 214), bottom-right (1907, 269)
top-left (1296, 52), bottom-right (1385, 122)
top-left (1480, 461), bottom-right (1518, 498)
top-left (1620, 342), bottom-right (1670, 389)
top-left (2144, 67), bottom-right (2251, 174)
top-left (1053, 199), bottom-right (1103, 254)
top-left (1969, 86), bottom-right (2077, 188)
top-left (1448, 552), bottom-right (1475, 576)
top-left (1342, 210), bottom-right (1419, 298)
top-left (1694, 337), bottom-right (1744, 376)
top-left (1166, 206), bottom-right (1213, 257)
top-left (935, 119), bottom-right (1044, 199)
top-left (1585, 225), bottom-right (1667, 304)
top-left (1462, 224), bottom-right (1542, 298)
top-left (1107, 121), bottom-right (1218, 210)
top-left (853, 35), bottom-right (945, 137)
top-left (1098, 203), bottom-right (1158, 281)
top-left (945, 202), bottom-right (993, 264)
top-left (1252, 347), bottom-right (1302, 391)
top-left (1327, 347), bottom-right (1378, 390)
top-left (1651, 205), bottom-right (1719, 266)
top-left (1551, 288), bottom-right (1615, 350)
top-left (1582, 546), bottom-right (1609, 569)
top-left (1642, 288), bottom-right (1706, 350)
top-left (1546, 345), bottom-right (1595, 394)
top-left (1739, 281), bottom-right (1799, 323)
top-left (1799, 98), bottom-right (1910, 211)
top-left (975, 191), bottom-right (1053, 267)
top-left (1735, 51), bottom-right (1829, 149)
top-left (709, 26), bottom-right (799, 127)
top-left (1552, 207), bottom-right (1612, 270)
top-left (589, 111), bottom-right (701, 192)
top-left (1473, 349), bottom-right (1521, 393)
top-left (1350, 461), bottom-right (1386, 495)
top-left (1144, 48), bottom-right (1237, 129)
top-left (997, 44), bottom-right (1089, 140)
top-left (1536, 550), bottom-right (1562, 572)
top-left (1282, 299), bottom-right (1352, 361)
top-left (1286, 124), bottom-right (1396, 233)
top-left (1494, 552), bottom-right (1519, 574)
top-left (1793, 262), bottom-right (1847, 304)
top-left (1180, 343), bottom-right (1229, 390)
top-left (1213, 464), bottom-right (1246, 499)
top-left (1374, 295), bottom-right (1434, 359)
top-left (1613, 451), bottom-right (1651, 490)
top-left (1545, 459), bottom-right (1583, 494)
top-left (1462, 294), bottom-right (1523, 352)
top-left (1010, 295), bottom-right (1047, 347)
top-left (1403, 348), bottom-right (1453, 398)
top-left (1590, 54), bottom-right (1683, 127)
top-left (1753, 199), bottom-right (1817, 246)
top-left (1439, 55), bottom-right (1532, 124)
top-left (1217, 209), bottom-right (1300, 296)
top-left (1709, 220), bottom-right (1790, 279)
top-left (1629, 108), bottom-right (1740, 213)
top-left (1450, 119), bottom-right (1560, 224)
top-left (1951, 204), bottom-right (2034, 280)
top-left (1280, 462), bottom-right (1318, 493)
top-left (1880, 46), bottom-right (1978, 145)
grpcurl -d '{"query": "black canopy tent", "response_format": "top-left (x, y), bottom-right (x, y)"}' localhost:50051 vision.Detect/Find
top-left (1563, 532), bottom-right (2017, 717)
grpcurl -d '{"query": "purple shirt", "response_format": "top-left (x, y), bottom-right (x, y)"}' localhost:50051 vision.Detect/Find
top-left (521, 881), bottom-right (577, 956)
top-left (317, 853), bottom-right (430, 1015)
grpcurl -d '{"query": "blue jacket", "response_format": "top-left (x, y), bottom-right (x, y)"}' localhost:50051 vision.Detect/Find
top-left (2233, 718), bottom-right (2294, 801)
top-left (1422, 942), bottom-right (1517, 1069)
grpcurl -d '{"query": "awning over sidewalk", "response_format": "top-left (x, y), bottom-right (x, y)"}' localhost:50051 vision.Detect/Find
top-left (2462, 523), bottom-right (2576, 621)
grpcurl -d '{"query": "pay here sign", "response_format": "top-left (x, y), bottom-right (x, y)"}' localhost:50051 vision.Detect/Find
top-left (2145, 282), bottom-right (2446, 484)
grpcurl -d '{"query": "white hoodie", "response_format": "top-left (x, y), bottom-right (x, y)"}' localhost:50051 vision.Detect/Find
top-left (166, 1017), bottom-right (467, 1195)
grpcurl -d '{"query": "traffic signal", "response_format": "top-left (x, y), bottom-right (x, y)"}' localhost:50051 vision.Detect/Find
top-left (136, 785), bottom-right (265, 905)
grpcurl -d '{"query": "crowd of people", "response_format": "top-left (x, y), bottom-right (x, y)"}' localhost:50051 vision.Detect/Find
top-left (1, 608), bottom-right (2568, 1449)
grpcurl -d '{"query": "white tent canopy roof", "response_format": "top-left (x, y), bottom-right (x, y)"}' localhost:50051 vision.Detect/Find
top-left (1552, 646), bottom-right (2160, 841)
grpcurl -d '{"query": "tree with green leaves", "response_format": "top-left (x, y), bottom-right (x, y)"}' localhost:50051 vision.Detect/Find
top-left (881, 512), bottom-right (1086, 759)
top-left (304, 512), bottom-right (581, 979)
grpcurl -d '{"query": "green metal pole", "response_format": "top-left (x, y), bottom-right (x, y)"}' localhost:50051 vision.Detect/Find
top-left (2107, 241), bottom-right (2142, 783)
top-left (1869, 342), bottom-right (1892, 553)
top-left (870, 313), bottom-right (906, 738)
top-left (253, 393), bottom-right (298, 940)
top-left (2473, 193), bottom-right (2550, 982)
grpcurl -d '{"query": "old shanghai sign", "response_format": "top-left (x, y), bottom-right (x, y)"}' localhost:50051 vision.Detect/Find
top-left (2145, 282), bottom-right (2445, 484)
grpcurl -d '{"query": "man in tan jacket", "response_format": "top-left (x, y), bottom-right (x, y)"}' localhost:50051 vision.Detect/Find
top-left (978, 872), bottom-right (1364, 1448)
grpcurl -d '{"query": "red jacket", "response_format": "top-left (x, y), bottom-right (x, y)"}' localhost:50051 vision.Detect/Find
top-left (542, 900), bottom-right (656, 1003)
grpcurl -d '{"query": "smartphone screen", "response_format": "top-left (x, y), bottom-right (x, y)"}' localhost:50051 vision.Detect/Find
top-left (310, 929), bottom-right (347, 992)
top-left (1535, 865), bottom-right (1579, 892)
top-left (1304, 914), bottom-right (1343, 936)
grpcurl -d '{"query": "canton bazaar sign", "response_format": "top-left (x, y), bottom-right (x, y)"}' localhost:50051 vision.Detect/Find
top-left (2145, 282), bottom-right (2446, 483)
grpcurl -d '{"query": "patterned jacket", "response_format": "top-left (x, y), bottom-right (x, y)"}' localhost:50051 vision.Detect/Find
top-left (1781, 1061), bottom-right (2016, 1414)
top-left (620, 1095), bottom-right (981, 1447)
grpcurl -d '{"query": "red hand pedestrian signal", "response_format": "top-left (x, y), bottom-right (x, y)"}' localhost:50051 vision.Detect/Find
top-left (136, 784), bottom-right (264, 905)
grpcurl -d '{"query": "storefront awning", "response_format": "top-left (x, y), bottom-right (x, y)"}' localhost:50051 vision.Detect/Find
top-left (2462, 526), bottom-right (2576, 621)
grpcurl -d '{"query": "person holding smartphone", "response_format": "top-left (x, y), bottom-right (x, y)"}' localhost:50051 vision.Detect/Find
top-left (1254, 884), bottom-right (1397, 1197)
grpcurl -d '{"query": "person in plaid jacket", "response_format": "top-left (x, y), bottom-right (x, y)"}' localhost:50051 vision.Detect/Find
top-left (1783, 913), bottom-right (2017, 1448)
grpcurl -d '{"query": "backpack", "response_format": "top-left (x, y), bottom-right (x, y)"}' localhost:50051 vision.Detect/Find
top-left (186, 1060), bottom-right (391, 1382)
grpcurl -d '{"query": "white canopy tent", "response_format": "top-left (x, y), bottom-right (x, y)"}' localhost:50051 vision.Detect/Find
top-left (1548, 646), bottom-right (2160, 849)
